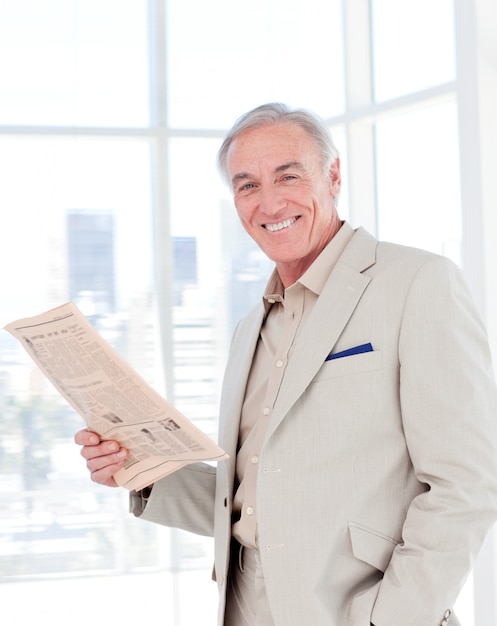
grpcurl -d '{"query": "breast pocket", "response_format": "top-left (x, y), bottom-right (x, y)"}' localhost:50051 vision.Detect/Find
top-left (311, 349), bottom-right (383, 383)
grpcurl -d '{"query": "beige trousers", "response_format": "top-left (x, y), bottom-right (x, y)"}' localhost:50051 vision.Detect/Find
top-left (224, 543), bottom-right (276, 626)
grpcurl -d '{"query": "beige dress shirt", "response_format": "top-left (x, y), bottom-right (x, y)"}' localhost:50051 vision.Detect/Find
top-left (232, 222), bottom-right (354, 548)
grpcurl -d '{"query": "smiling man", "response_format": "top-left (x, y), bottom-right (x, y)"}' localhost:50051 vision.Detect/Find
top-left (224, 120), bottom-right (342, 287)
top-left (76, 103), bottom-right (497, 626)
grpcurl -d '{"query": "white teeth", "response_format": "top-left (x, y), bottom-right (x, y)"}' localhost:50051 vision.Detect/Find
top-left (265, 217), bottom-right (297, 232)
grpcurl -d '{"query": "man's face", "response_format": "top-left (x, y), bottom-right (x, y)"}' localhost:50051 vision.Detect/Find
top-left (226, 122), bottom-right (341, 286)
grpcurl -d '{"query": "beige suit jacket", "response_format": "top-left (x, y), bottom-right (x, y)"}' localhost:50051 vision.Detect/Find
top-left (136, 227), bottom-right (497, 626)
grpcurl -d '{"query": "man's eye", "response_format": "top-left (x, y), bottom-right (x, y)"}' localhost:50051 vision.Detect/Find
top-left (282, 175), bottom-right (297, 182)
top-left (240, 182), bottom-right (255, 191)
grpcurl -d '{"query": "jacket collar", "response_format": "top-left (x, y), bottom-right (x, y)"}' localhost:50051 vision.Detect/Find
top-left (218, 226), bottom-right (378, 453)
top-left (264, 226), bottom-right (378, 442)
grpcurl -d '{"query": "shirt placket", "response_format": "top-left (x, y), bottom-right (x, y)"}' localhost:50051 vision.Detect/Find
top-left (263, 284), bottom-right (305, 417)
top-left (235, 286), bottom-right (305, 547)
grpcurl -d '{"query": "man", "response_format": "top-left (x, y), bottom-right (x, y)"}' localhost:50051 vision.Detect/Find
top-left (76, 103), bottom-right (497, 626)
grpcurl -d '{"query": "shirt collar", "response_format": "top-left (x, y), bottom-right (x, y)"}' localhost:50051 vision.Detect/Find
top-left (262, 221), bottom-right (354, 312)
top-left (299, 221), bottom-right (354, 295)
top-left (262, 268), bottom-right (285, 313)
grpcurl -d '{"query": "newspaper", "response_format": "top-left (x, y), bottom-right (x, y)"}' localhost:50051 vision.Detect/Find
top-left (4, 302), bottom-right (228, 491)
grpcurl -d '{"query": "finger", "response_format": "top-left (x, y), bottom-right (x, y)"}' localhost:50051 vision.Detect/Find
top-left (80, 440), bottom-right (126, 461)
top-left (87, 450), bottom-right (128, 487)
top-left (82, 447), bottom-right (128, 470)
top-left (89, 465), bottom-right (120, 488)
top-left (74, 428), bottom-right (100, 446)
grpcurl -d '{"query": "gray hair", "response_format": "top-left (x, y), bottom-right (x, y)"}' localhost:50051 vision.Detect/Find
top-left (217, 102), bottom-right (340, 187)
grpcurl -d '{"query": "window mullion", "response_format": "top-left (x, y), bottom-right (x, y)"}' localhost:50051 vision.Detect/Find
top-left (148, 0), bottom-right (176, 402)
top-left (342, 0), bottom-right (377, 234)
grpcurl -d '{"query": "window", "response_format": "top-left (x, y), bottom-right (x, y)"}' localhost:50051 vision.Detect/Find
top-left (375, 101), bottom-right (461, 261)
top-left (371, 0), bottom-right (456, 102)
top-left (165, 0), bottom-right (344, 128)
top-left (1, 1), bottom-right (495, 624)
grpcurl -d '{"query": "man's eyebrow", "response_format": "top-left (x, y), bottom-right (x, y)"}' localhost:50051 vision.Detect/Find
top-left (274, 160), bottom-right (305, 173)
top-left (231, 172), bottom-right (252, 187)
top-left (230, 161), bottom-right (305, 188)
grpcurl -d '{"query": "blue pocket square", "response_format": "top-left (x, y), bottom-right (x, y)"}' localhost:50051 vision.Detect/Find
top-left (325, 342), bottom-right (373, 361)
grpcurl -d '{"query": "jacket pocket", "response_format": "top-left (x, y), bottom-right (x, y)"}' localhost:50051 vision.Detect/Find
top-left (311, 350), bottom-right (382, 382)
top-left (348, 522), bottom-right (400, 573)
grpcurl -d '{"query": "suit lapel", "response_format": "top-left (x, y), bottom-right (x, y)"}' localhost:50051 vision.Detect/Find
top-left (264, 227), bottom-right (377, 442)
top-left (218, 306), bottom-right (264, 457)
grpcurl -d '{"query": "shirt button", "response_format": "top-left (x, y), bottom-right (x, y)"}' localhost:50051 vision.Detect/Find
top-left (263, 407), bottom-right (270, 416)
top-left (251, 455), bottom-right (259, 464)
top-left (267, 298), bottom-right (276, 304)
top-left (275, 359), bottom-right (284, 368)
top-left (246, 506), bottom-right (254, 515)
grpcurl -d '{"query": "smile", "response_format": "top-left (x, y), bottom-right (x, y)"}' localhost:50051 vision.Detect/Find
top-left (264, 217), bottom-right (299, 232)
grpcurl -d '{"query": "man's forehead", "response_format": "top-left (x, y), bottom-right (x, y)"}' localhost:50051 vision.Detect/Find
top-left (231, 121), bottom-right (312, 149)
top-left (227, 124), bottom-right (318, 174)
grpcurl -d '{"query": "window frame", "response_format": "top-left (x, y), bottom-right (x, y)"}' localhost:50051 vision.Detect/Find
top-left (0, 0), bottom-right (495, 621)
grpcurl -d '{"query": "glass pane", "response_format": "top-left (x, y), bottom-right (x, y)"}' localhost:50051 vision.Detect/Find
top-left (0, 138), bottom-right (166, 583)
top-left (371, 0), bottom-right (456, 102)
top-left (166, 0), bottom-right (344, 128)
top-left (0, 138), bottom-right (153, 324)
top-left (0, 0), bottom-right (149, 127)
top-left (1, 570), bottom-right (218, 625)
top-left (376, 101), bottom-right (461, 262)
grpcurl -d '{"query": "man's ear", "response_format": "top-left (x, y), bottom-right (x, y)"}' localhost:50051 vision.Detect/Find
top-left (329, 157), bottom-right (341, 196)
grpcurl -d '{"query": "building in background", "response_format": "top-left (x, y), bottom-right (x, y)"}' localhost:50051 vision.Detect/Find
top-left (67, 211), bottom-right (116, 316)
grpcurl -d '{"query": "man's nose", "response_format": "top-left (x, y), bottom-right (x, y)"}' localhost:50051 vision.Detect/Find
top-left (259, 185), bottom-right (286, 215)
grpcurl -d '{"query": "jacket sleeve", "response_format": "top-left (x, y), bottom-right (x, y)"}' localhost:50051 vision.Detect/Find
top-left (129, 461), bottom-right (217, 537)
top-left (372, 255), bottom-right (497, 625)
